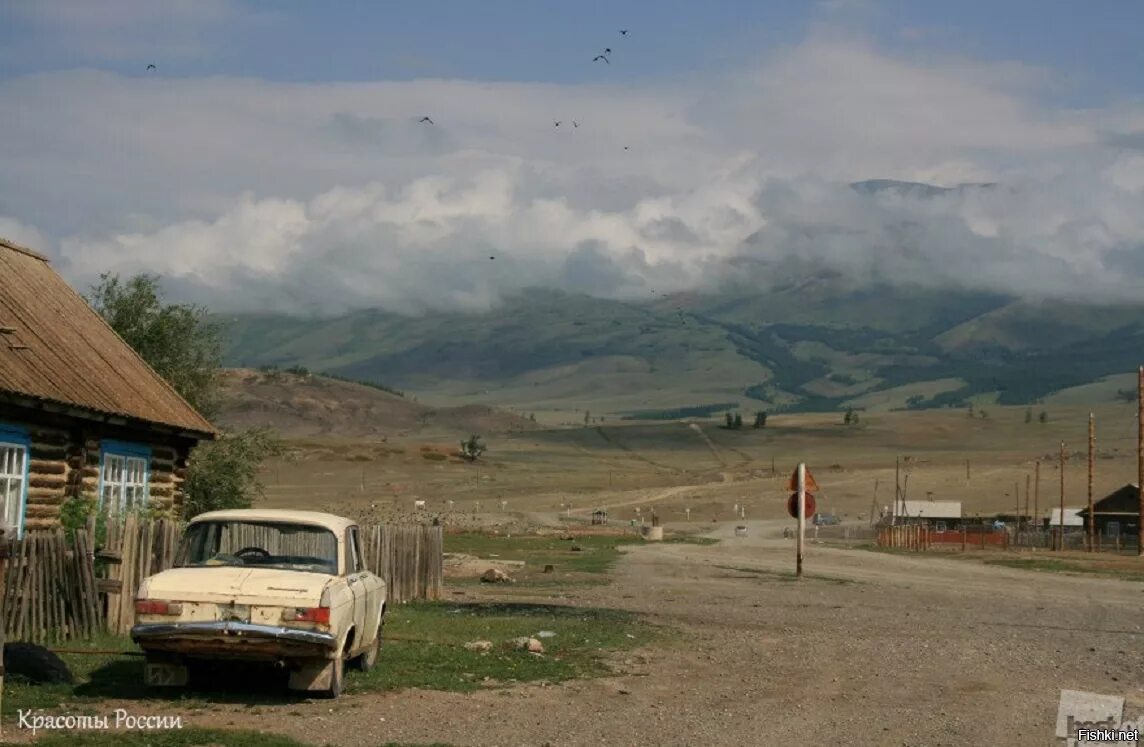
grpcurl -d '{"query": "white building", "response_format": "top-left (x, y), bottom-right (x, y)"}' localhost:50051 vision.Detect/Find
top-left (1046, 507), bottom-right (1084, 528)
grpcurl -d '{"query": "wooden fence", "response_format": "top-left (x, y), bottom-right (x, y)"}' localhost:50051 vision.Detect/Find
top-left (3, 517), bottom-right (443, 642)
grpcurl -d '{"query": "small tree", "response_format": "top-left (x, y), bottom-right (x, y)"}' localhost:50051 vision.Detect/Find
top-left (86, 273), bottom-right (223, 416)
top-left (584, 410), bottom-right (591, 426)
top-left (733, 413), bottom-right (743, 429)
top-left (850, 409), bottom-right (860, 424)
top-left (753, 411), bottom-right (768, 429)
top-left (725, 412), bottom-right (734, 429)
top-left (978, 409), bottom-right (988, 419)
top-left (843, 408), bottom-right (854, 425)
top-left (1038, 411), bottom-right (1048, 423)
top-left (182, 428), bottom-right (283, 518)
top-left (967, 404), bottom-right (975, 418)
top-left (460, 434), bottom-right (486, 461)
top-left (1025, 407), bottom-right (1032, 424)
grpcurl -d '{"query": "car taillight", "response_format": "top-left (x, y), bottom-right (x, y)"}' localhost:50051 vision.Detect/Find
top-left (135, 600), bottom-right (183, 616)
top-left (284, 606), bottom-right (330, 625)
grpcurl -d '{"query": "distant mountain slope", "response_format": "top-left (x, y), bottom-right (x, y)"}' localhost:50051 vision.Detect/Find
top-left (219, 281), bottom-right (1144, 416)
top-left (215, 368), bottom-right (538, 438)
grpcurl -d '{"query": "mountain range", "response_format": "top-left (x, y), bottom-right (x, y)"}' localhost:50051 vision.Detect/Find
top-left (217, 180), bottom-right (1144, 418)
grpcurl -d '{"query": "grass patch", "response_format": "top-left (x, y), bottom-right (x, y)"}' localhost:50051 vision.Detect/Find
top-left (5, 603), bottom-right (651, 716)
top-left (982, 557), bottom-right (1144, 582)
top-left (357, 601), bottom-right (651, 694)
top-left (663, 535), bottom-right (719, 546)
top-left (444, 532), bottom-right (641, 575)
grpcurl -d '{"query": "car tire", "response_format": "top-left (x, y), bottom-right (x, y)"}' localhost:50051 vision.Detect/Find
top-left (352, 616), bottom-right (383, 672)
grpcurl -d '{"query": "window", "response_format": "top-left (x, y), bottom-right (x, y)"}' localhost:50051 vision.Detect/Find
top-left (177, 521), bottom-right (338, 575)
top-left (0, 425), bottom-right (30, 536)
top-left (99, 441), bottom-right (151, 515)
top-left (935, 521), bottom-right (947, 532)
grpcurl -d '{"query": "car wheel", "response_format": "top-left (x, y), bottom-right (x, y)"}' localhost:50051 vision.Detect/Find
top-left (352, 616), bottom-right (383, 672)
top-left (319, 652), bottom-right (344, 699)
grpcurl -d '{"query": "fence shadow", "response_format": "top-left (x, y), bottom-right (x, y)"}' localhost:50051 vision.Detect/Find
top-left (75, 657), bottom-right (312, 705)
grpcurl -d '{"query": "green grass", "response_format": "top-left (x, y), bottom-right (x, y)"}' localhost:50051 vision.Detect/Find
top-left (353, 601), bottom-right (651, 694)
top-left (444, 532), bottom-right (642, 575)
top-left (5, 602), bottom-right (651, 717)
top-left (981, 557), bottom-right (1144, 582)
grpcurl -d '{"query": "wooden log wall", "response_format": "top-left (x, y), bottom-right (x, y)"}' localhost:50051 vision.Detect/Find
top-left (22, 426), bottom-right (72, 532)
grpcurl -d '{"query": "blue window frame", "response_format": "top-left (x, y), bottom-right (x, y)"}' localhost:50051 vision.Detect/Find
top-left (0, 424), bottom-right (30, 538)
top-left (98, 440), bottom-right (152, 515)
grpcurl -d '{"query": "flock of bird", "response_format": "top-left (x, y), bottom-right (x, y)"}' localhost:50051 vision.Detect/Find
top-left (416, 27), bottom-right (631, 146)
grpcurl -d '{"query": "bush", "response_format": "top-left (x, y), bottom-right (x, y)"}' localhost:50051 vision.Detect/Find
top-left (182, 428), bottom-right (283, 519)
top-left (421, 451), bottom-right (448, 462)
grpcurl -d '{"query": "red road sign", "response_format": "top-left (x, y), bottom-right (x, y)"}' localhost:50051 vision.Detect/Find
top-left (787, 467), bottom-right (818, 492)
top-left (787, 492), bottom-right (816, 519)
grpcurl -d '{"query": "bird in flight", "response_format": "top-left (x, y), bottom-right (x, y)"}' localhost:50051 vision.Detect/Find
top-left (554, 120), bottom-right (561, 127)
top-left (593, 54), bottom-right (610, 64)
top-left (572, 121), bottom-right (579, 128)
top-left (489, 256), bottom-right (495, 260)
top-left (146, 64), bottom-right (156, 71)
top-left (619, 29), bottom-right (629, 37)
top-left (623, 145), bottom-right (630, 150)
top-left (604, 48), bottom-right (612, 55)
top-left (418, 116), bottom-right (434, 124)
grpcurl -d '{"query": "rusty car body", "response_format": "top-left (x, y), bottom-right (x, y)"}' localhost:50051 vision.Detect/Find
top-left (131, 509), bottom-right (386, 698)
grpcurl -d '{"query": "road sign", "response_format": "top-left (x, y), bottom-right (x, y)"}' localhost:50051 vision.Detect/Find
top-left (787, 467), bottom-right (818, 492)
top-left (787, 492), bottom-right (816, 519)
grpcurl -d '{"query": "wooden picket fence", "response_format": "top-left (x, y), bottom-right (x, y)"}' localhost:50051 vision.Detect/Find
top-left (2, 529), bottom-right (101, 644)
top-left (3, 516), bottom-right (443, 642)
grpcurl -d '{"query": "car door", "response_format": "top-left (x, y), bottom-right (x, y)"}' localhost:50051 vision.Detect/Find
top-left (349, 526), bottom-right (384, 645)
top-left (344, 527), bottom-right (368, 655)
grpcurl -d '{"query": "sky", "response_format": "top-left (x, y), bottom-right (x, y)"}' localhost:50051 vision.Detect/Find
top-left (2, 0), bottom-right (1144, 315)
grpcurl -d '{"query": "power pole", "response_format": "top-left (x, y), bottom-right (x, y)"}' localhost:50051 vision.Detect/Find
top-left (796, 463), bottom-right (806, 578)
top-left (1014, 481), bottom-right (1021, 533)
top-left (1034, 459), bottom-right (1041, 542)
top-left (1029, 471), bottom-right (1038, 535)
top-left (1138, 366), bottom-right (1144, 556)
top-left (966, 458), bottom-right (971, 483)
top-left (894, 456), bottom-right (901, 525)
top-left (1058, 440), bottom-right (1066, 552)
top-left (1088, 412), bottom-right (1095, 552)
top-left (870, 479), bottom-right (879, 526)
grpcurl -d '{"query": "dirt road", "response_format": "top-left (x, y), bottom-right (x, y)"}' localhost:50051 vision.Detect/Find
top-left (37, 526), bottom-right (1144, 746)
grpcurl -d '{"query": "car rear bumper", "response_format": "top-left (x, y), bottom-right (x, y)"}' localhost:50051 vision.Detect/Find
top-left (132, 621), bottom-right (338, 659)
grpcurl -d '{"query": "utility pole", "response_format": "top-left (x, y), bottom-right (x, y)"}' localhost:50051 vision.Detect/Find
top-left (1058, 441), bottom-right (1066, 551)
top-left (1029, 471), bottom-right (1038, 535)
top-left (1014, 481), bottom-right (1021, 533)
top-left (871, 479), bottom-right (879, 526)
top-left (1088, 412), bottom-right (1095, 552)
top-left (1034, 459), bottom-right (1041, 543)
top-left (966, 459), bottom-right (971, 483)
top-left (1138, 366), bottom-right (1144, 556)
top-left (894, 457), bottom-right (901, 525)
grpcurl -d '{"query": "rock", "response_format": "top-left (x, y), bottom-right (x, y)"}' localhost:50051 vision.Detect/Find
top-left (464, 640), bottom-right (493, 653)
top-left (481, 568), bottom-right (513, 583)
top-left (570, 545), bottom-right (583, 552)
top-left (509, 637), bottom-right (545, 653)
top-left (543, 564), bottom-right (555, 573)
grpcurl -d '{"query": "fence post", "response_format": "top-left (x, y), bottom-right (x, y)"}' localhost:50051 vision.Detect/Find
top-left (961, 526), bottom-right (966, 552)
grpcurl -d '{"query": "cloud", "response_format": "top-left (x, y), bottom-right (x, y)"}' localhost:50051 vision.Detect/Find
top-left (3, 31), bottom-right (1144, 315)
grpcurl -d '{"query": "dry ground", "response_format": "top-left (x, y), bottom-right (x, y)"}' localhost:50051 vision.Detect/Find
top-left (40, 521), bottom-right (1144, 746)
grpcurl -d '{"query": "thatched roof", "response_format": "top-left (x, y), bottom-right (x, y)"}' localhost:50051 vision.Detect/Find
top-left (0, 237), bottom-right (216, 438)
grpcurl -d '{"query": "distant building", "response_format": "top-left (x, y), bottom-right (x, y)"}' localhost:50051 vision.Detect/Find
top-left (1045, 507), bottom-right (1085, 529)
top-left (1078, 484), bottom-right (1141, 541)
top-left (0, 237), bottom-right (217, 536)
top-left (892, 500), bottom-right (962, 530)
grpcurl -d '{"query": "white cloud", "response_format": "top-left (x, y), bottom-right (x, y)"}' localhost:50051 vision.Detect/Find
top-left (3, 31), bottom-right (1144, 315)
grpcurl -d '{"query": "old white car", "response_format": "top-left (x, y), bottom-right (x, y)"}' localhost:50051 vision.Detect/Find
top-left (131, 509), bottom-right (386, 698)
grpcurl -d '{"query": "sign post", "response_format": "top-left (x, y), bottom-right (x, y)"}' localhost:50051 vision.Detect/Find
top-left (787, 465), bottom-right (817, 578)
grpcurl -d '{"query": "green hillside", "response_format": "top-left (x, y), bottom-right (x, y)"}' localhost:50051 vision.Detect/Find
top-left (219, 284), bottom-right (1144, 417)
